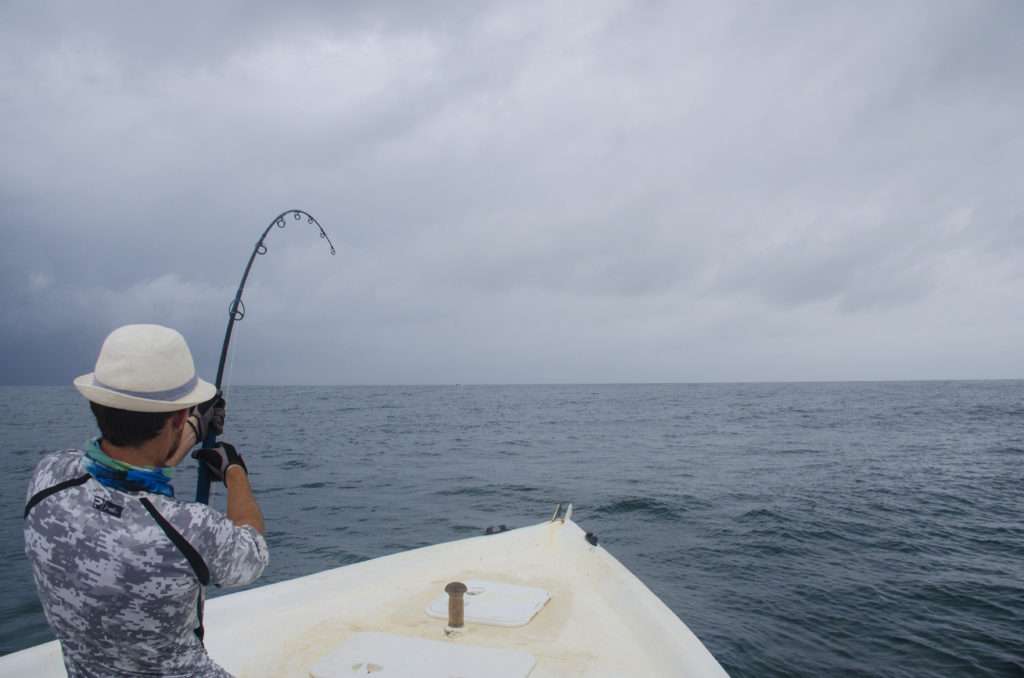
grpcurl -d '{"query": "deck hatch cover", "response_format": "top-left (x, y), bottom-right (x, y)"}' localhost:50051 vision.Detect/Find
top-left (309, 632), bottom-right (536, 677)
top-left (426, 579), bottom-right (551, 627)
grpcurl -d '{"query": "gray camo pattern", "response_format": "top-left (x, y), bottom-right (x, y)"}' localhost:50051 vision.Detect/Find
top-left (24, 450), bottom-right (269, 677)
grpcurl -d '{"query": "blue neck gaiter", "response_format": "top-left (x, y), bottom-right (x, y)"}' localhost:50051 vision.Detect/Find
top-left (83, 437), bottom-right (175, 498)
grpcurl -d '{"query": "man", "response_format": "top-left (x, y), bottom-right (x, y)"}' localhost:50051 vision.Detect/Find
top-left (23, 324), bottom-right (269, 677)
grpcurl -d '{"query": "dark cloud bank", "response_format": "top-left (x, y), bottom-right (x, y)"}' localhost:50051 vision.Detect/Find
top-left (1, 1), bottom-right (1021, 385)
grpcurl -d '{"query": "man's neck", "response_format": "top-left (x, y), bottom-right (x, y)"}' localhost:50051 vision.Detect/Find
top-left (99, 438), bottom-right (166, 468)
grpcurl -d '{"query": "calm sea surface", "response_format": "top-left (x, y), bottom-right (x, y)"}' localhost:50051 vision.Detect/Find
top-left (1, 382), bottom-right (1022, 677)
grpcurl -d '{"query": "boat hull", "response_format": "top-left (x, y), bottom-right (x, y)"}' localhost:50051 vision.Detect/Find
top-left (1, 518), bottom-right (728, 677)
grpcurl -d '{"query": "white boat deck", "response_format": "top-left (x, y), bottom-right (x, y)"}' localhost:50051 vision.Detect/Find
top-left (1, 517), bottom-right (728, 677)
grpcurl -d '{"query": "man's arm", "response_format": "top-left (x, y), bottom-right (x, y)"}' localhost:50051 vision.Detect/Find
top-left (224, 466), bottom-right (265, 534)
top-left (188, 459), bottom-right (269, 588)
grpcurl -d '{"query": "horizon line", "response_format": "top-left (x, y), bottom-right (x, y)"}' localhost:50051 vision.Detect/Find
top-left (3, 377), bottom-right (1022, 388)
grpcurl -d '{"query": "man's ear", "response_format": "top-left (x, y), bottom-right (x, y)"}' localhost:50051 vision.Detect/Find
top-left (170, 409), bottom-right (190, 430)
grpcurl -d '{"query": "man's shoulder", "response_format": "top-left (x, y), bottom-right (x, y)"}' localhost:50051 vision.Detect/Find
top-left (28, 449), bottom-right (86, 493)
top-left (143, 492), bottom-right (230, 530)
top-left (143, 494), bottom-right (269, 571)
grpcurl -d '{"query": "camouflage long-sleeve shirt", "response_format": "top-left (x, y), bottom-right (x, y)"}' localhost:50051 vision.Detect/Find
top-left (24, 450), bottom-right (269, 677)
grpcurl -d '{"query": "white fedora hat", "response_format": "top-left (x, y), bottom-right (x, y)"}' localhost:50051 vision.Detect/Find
top-left (74, 324), bottom-right (217, 413)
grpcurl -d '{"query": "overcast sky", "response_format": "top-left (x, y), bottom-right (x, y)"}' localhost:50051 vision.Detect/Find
top-left (1, 1), bottom-right (1021, 385)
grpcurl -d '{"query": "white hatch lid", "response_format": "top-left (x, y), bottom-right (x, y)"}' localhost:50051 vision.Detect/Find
top-left (309, 632), bottom-right (536, 678)
top-left (425, 580), bottom-right (551, 627)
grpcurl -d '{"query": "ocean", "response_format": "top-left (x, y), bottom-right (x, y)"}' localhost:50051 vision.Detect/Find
top-left (1, 382), bottom-right (1021, 677)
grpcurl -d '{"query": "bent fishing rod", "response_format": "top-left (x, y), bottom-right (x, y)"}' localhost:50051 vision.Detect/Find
top-left (196, 209), bottom-right (336, 504)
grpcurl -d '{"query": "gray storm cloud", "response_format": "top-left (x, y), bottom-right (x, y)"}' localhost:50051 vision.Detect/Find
top-left (1, 1), bottom-right (1021, 385)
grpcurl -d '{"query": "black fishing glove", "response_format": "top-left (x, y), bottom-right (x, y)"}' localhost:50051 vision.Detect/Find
top-left (191, 442), bottom-right (248, 483)
top-left (187, 392), bottom-right (226, 442)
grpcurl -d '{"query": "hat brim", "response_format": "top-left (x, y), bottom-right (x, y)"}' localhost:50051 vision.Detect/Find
top-left (73, 373), bottom-right (218, 413)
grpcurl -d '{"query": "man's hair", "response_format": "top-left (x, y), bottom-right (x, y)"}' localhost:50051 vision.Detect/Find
top-left (89, 402), bottom-right (177, 447)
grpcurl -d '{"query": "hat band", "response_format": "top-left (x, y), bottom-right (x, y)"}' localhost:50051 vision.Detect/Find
top-left (92, 374), bottom-right (199, 402)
